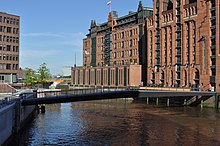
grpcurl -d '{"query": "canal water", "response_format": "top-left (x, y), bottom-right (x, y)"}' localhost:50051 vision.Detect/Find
top-left (10, 99), bottom-right (220, 146)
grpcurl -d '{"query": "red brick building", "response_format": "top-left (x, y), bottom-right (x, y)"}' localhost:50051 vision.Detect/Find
top-left (72, 2), bottom-right (153, 87)
top-left (146, 0), bottom-right (220, 92)
top-left (0, 12), bottom-right (20, 83)
top-left (72, 0), bottom-right (220, 92)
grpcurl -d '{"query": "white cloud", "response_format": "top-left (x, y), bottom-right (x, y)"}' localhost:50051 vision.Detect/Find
top-left (63, 38), bottom-right (83, 48)
top-left (22, 32), bottom-right (85, 48)
top-left (21, 49), bottom-right (61, 59)
top-left (22, 32), bottom-right (85, 39)
top-left (22, 32), bottom-right (64, 37)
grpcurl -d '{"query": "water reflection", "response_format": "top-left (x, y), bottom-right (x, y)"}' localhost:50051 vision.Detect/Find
top-left (11, 99), bottom-right (220, 146)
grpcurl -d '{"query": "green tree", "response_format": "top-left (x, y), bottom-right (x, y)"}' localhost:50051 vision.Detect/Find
top-left (24, 63), bottom-right (52, 88)
top-left (24, 68), bottom-right (38, 87)
top-left (37, 63), bottom-right (51, 83)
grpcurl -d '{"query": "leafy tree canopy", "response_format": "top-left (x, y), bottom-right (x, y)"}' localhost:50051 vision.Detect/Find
top-left (24, 63), bottom-right (52, 87)
top-left (37, 63), bottom-right (51, 83)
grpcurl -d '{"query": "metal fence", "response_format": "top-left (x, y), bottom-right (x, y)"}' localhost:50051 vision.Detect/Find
top-left (0, 92), bottom-right (36, 110)
top-left (36, 87), bottom-right (140, 98)
top-left (0, 96), bottom-right (17, 109)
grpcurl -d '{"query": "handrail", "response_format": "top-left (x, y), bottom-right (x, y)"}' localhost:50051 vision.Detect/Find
top-left (35, 87), bottom-right (139, 98)
top-left (0, 92), bottom-right (35, 110)
top-left (0, 96), bottom-right (17, 109)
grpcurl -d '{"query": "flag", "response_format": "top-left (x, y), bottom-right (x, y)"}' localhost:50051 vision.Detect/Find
top-left (107, 1), bottom-right (111, 5)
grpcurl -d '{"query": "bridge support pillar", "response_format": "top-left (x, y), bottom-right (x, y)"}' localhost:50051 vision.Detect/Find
top-left (37, 104), bottom-right (46, 113)
top-left (215, 94), bottom-right (219, 110)
top-left (146, 97), bottom-right (149, 104)
top-left (156, 98), bottom-right (159, 105)
top-left (184, 99), bottom-right (187, 106)
top-left (167, 98), bottom-right (170, 107)
top-left (101, 86), bottom-right (104, 92)
top-left (200, 100), bottom-right (204, 109)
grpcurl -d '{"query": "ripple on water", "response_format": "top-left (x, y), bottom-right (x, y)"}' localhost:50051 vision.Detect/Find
top-left (11, 101), bottom-right (220, 146)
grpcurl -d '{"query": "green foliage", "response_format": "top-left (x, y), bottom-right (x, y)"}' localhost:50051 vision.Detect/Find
top-left (24, 68), bottom-right (38, 87)
top-left (37, 63), bottom-right (51, 83)
top-left (24, 63), bottom-right (52, 88)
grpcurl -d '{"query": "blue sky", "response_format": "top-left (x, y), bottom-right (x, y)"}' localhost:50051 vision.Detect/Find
top-left (1, 0), bottom-right (153, 74)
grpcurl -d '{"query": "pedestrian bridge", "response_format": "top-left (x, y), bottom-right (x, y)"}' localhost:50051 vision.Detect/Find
top-left (20, 88), bottom-right (218, 108)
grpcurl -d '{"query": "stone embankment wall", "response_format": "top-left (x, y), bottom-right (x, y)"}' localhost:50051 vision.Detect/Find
top-left (0, 103), bottom-right (15, 145)
top-left (0, 94), bottom-right (35, 145)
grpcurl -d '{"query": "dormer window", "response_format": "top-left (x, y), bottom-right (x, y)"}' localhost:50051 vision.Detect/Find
top-left (163, 0), bottom-right (173, 11)
top-left (185, 0), bottom-right (197, 5)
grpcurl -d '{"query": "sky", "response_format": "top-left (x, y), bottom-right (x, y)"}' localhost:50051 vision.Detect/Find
top-left (1, 0), bottom-right (153, 75)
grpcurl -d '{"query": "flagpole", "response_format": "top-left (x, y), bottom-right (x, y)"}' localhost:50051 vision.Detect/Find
top-left (107, 1), bottom-right (112, 12)
top-left (74, 52), bottom-right (76, 67)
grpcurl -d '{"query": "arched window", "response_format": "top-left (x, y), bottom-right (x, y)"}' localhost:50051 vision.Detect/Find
top-left (161, 70), bottom-right (165, 87)
top-left (193, 69), bottom-right (200, 91)
top-left (171, 70), bottom-right (174, 87)
top-left (151, 70), bottom-right (155, 84)
top-left (184, 70), bottom-right (187, 86)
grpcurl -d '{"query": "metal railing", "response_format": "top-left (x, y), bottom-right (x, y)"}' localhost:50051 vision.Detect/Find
top-left (0, 96), bottom-right (17, 109)
top-left (0, 92), bottom-right (36, 110)
top-left (36, 87), bottom-right (140, 98)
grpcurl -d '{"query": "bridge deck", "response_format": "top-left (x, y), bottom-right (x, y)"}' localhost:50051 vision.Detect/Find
top-left (21, 90), bottom-right (216, 106)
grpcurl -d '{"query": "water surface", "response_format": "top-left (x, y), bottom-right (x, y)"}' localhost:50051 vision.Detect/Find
top-left (11, 99), bottom-right (220, 146)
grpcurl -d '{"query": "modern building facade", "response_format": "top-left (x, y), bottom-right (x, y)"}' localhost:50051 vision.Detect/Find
top-left (72, 2), bottom-right (153, 87)
top-left (146, 0), bottom-right (220, 92)
top-left (0, 12), bottom-right (20, 83)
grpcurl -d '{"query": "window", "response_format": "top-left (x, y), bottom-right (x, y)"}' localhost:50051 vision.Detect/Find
top-left (122, 41), bottom-right (124, 48)
top-left (4, 17), bottom-right (6, 23)
top-left (122, 32), bottom-right (124, 39)
top-left (130, 30), bottom-right (132, 36)
top-left (129, 49), bottom-right (132, 57)
top-left (0, 75), bottom-right (4, 81)
top-left (130, 39), bottom-right (132, 47)
top-left (7, 45), bottom-right (11, 51)
top-left (3, 36), bottom-right (6, 42)
top-left (3, 45), bottom-right (6, 51)
top-left (6, 64), bottom-right (10, 70)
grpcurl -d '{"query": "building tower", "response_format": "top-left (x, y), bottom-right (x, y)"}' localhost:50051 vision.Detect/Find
top-left (0, 12), bottom-right (20, 83)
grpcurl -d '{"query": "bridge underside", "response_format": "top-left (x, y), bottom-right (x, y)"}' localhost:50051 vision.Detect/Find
top-left (21, 90), bottom-right (216, 107)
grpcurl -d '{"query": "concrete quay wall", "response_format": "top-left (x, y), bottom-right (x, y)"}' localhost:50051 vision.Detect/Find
top-left (0, 97), bottom-right (35, 145)
top-left (0, 103), bottom-right (15, 145)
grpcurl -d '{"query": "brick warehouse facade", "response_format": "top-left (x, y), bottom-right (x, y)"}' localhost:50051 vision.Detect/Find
top-left (146, 0), bottom-right (220, 92)
top-left (72, 2), bottom-right (153, 87)
top-left (72, 0), bottom-right (220, 92)
top-left (0, 12), bottom-right (20, 83)
top-left (72, 65), bottom-right (141, 87)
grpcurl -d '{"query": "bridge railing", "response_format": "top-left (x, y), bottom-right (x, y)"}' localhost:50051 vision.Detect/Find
top-left (0, 91), bottom-right (37, 110)
top-left (35, 87), bottom-right (139, 98)
top-left (0, 96), bottom-right (17, 109)
top-left (37, 89), bottom-right (61, 98)
top-left (61, 86), bottom-right (136, 95)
